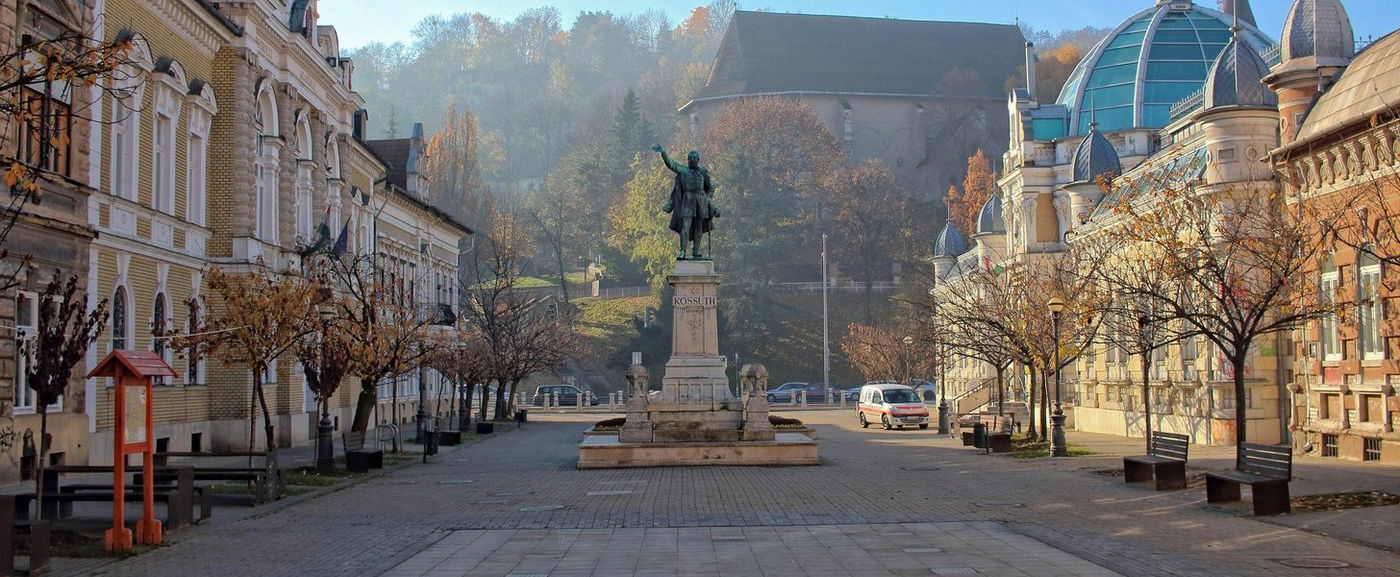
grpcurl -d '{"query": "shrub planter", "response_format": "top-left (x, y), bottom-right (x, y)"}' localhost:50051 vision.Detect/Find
top-left (475, 422), bottom-right (495, 435)
top-left (583, 427), bottom-right (621, 436)
top-left (438, 430), bottom-right (463, 446)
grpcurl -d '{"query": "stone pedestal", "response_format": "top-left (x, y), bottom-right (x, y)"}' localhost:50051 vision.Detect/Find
top-left (650, 260), bottom-right (743, 442)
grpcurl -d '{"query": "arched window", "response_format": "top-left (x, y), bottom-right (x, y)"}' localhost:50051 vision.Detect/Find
top-left (111, 287), bottom-right (128, 350)
top-left (1320, 256), bottom-right (1340, 361)
top-left (187, 298), bottom-right (203, 385)
top-left (254, 84), bottom-right (280, 243)
top-left (152, 292), bottom-right (168, 384)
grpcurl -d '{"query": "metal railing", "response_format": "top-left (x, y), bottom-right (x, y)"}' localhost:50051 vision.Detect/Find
top-left (774, 280), bottom-right (902, 292)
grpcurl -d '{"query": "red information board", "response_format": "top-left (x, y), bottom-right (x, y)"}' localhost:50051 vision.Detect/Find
top-left (86, 350), bottom-right (177, 553)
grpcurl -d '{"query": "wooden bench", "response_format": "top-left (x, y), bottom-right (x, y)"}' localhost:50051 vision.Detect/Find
top-left (0, 494), bottom-right (49, 577)
top-left (1124, 431), bottom-right (1190, 490)
top-left (343, 431), bottom-right (383, 473)
top-left (1205, 443), bottom-right (1293, 516)
top-left (38, 466), bottom-right (210, 528)
top-left (154, 450), bottom-right (282, 504)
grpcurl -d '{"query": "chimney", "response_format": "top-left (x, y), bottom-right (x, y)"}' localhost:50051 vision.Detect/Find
top-left (1024, 42), bottom-right (1037, 98)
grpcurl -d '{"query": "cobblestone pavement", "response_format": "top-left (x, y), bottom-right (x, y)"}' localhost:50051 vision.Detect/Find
top-left (68, 410), bottom-right (1400, 577)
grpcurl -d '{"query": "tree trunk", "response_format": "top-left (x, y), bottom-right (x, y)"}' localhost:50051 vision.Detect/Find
top-left (255, 372), bottom-right (275, 451)
top-left (351, 376), bottom-right (377, 433)
top-left (1026, 367), bottom-right (1038, 439)
top-left (507, 379), bottom-right (523, 417)
top-left (460, 383), bottom-right (475, 430)
top-left (248, 371), bottom-right (259, 453)
top-left (493, 377), bottom-right (508, 420)
top-left (556, 246), bottom-right (571, 306)
top-left (1141, 349), bottom-right (1154, 454)
top-left (1232, 351), bottom-right (1248, 470)
top-left (34, 406), bottom-right (48, 521)
top-left (479, 382), bottom-right (491, 421)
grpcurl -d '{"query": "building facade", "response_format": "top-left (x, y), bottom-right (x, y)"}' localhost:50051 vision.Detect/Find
top-left (933, 0), bottom-right (1312, 446)
top-left (1273, 3), bottom-right (1400, 462)
top-left (0, 0), bottom-right (471, 481)
top-left (0, 0), bottom-right (103, 484)
top-left (680, 11), bottom-right (1025, 203)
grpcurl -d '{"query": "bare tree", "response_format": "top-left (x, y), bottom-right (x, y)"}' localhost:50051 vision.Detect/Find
top-left (24, 271), bottom-right (106, 516)
top-left (1100, 175), bottom-right (1339, 466)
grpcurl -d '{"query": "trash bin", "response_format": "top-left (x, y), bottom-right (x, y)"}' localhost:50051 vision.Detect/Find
top-left (515, 408), bottom-right (528, 424)
top-left (972, 422), bottom-right (987, 449)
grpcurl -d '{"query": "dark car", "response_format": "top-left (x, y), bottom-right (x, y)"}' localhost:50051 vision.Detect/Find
top-left (532, 384), bottom-right (598, 406)
top-left (765, 382), bottom-right (842, 403)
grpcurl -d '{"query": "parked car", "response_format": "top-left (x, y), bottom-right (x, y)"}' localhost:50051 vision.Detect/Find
top-left (532, 384), bottom-right (598, 406)
top-left (765, 382), bottom-right (842, 403)
top-left (856, 383), bottom-right (930, 430)
top-left (844, 386), bottom-right (862, 402)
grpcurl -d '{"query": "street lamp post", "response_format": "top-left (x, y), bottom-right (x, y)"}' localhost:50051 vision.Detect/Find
top-left (315, 308), bottom-right (336, 474)
top-left (902, 335), bottom-right (913, 385)
top-left (821, 234), bottom-right (830, 394)
top-left (930, 287), bottom-right (949, 434)
top-left (1048, 297), bottom-right (1068, 457)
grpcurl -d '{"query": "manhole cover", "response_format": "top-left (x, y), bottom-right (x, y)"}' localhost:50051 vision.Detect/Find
top-left (474, 500), bottom-right (510, 505)
top-left (438, 480), bottom-right (474, 484)
top-left (931, 568), bottom-right (978, 575)
top-left (712, 536), bottom-right (745, 542)
top-left (1275, 558), bottom-right (1353, 569)
top-left (903, 548), bottom-right (944, 554)
top-left (975, 502), bottom-right (1025, 508)
top-left (586, 490), bottom-right (632, 496)
top-left (519, 504), bottom-right (566, 512)
top-left (900, 466), bottom-right (941, 471)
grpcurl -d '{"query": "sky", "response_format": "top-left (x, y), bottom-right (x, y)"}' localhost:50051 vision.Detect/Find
top-left (320, 0), bottom-right (1397, 51)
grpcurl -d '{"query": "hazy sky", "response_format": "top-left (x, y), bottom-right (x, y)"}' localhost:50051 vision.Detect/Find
top-left (320, 1), bottom-right (1397, 50)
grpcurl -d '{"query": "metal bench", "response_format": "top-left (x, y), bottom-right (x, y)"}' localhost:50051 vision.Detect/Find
top-left (1205, 443), bottom-right (1293, 516)
top-left (1124, 431), bottom-right (1190, 490)
top-left (343, 430), bottom-right (383, 473)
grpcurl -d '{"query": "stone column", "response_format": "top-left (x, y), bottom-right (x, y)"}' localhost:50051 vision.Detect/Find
top-left (620, 364), bottom-right (652, 443)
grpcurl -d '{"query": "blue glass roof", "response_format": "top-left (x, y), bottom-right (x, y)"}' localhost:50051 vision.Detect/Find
top-left (1055, 2), bottom-right (1274, 136)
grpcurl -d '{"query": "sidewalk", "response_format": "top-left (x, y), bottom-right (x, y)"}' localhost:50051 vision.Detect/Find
top-left (1037, 428), bottom-right (1400, 553)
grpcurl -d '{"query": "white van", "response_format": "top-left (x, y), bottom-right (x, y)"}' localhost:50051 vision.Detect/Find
top-left (857, 383), bottom-right (929, 430)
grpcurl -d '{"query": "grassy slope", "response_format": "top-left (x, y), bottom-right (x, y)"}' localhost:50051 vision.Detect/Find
top-left (570, 290), bottom-right (886, 390)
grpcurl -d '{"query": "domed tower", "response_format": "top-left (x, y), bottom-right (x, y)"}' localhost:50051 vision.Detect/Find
top-left (1264, 0), bottom-right (1355, 144)
top-left (1198, 27), bottom-right (1280, 182)
top-left (1060, 126), bottom-right (1121, 229)
top-left (1055, 0), bottom-right (1273, 136)
top-left (974, 191), bottom-right (1008, 255)
top-left (931, 219), bottom-right (969, 279)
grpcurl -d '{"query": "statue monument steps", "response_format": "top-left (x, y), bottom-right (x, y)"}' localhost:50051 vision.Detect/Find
top-left (578, 259), bottom-right (818, 467)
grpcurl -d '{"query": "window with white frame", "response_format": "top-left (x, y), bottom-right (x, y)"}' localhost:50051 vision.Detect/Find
top-left (1320, 258), bottom-right (1341, 361)
top-left (111, 97), bottom-right (139, 201)
top-left (296, 182), bottom-right (312, 240)
top-left (186, 132), bottom-right (207, 225)
top-left (153, 113), bottom-right (174, 213)
top-left (14, 292), bottom-right (37, 411)
top-left (1358, 252), bottom-right (1384, 360)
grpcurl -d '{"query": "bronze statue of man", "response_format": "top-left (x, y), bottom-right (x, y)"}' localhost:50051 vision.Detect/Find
top-left (653, 145), bottom-right (718, 260)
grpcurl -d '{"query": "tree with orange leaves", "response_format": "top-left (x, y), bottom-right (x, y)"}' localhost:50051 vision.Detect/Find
top-left (178, 267), bottom-right (319, 452)
top-left (944, 150), bottom-right (997, 237)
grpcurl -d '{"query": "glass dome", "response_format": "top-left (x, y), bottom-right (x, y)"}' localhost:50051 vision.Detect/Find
top-left (1056, 1), bottom-right (1274, 136)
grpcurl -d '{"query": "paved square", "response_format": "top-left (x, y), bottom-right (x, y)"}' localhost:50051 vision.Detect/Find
top-left (61, 410), bottom-right (1400, 577)
top-left (380, 523), bottom-right (1122, 577)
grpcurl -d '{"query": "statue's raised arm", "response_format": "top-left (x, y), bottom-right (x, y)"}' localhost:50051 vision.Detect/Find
top-left (653, 144), bottom-right (716, 261)
top-left (652, 144), bottom-right (685, 174)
